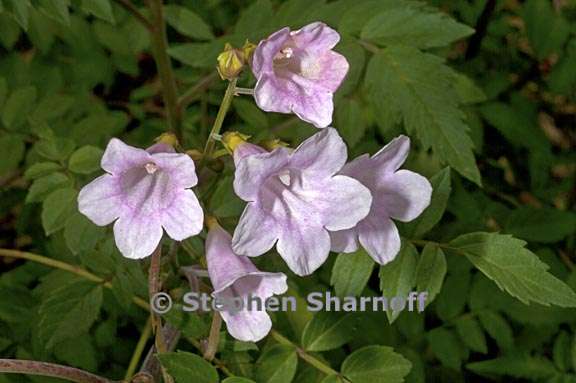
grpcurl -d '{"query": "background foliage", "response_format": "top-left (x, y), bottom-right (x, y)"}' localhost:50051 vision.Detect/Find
top-left (0, 0), bottom-right (575, 382)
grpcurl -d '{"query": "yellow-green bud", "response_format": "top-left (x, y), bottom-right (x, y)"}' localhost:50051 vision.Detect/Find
top-left (217, 43), bottom-right (245, 81)
top-left (260, 138), bottom-right (289, 151)
top-left (222, 131), bottom-right (251, 153)
top-left (155, 132), bottom-right (179, 148)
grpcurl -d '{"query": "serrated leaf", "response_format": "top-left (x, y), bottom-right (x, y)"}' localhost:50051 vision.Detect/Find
top-left (379, 242), bottom-right (417, 323)
top-left (523, 0), bottom-right (570, 59)
top-left (38, 0), bottom-right (70, 26)
top-left (331, 249), bottom-right (374, 297)
top-left (450, 232), bottom-right (576, 307)
top-left (2, 85), bottom-right (37, 129)
top-left (0, 134), bottom-right (25, 175)
top-left (361, 7), bottom-right (473, 49)
top-left (7, 0), bottom-right (30, 30)
top-left (41, 188), bottom-right (78, 235)
top-left (335, 98), bottom-right (366, 147)
top-left (342, 345), bottom-right (412, 383)
top-left (164, 5), bottom-right (213, 40)
top-left (403, 168), bottom-right (451, 237)
top-left (26, 173), bottom-right (70, 203)
top-left (64, 212), bottom-right (105, 255)
top-left (426, 328), bottom-right (463, 370)
top-left (504, 207), bottom-right (576, 243)
top-left (301, 312), bottom-right (354, 352)
top-left (158, 352), bottom-right (219, 383)
top-left (68, 145), bottom-right (103, 174)
top-left (415, 244), bottom-right (446, 306)
top-left (234, 98), bottom-right (269, 132)
top-left (38, 280), bottom-right (103, 349)
top-left (81, 0), bottom-right (115, 23)
top-left (477, 310), bottom-right (513, 350)
top-left (209, 175), bottom-right (245, 218)
top-left (223, 378), bottom-right (256, 383)
top-left (466, 354), bottom-right (556, 379)
top-left (366, 46), bottom-right (480, 184)
top-left (168, 42), bottom-right (223, 68)
top-left (455, 316), bottom-right (487, 354)
top-left (256, 344), bottom-right (298, 383)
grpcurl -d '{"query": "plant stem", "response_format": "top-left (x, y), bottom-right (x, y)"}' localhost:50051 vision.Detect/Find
top-left (0, 249), bottom-right (149, 310)
top-left (270, 330), bottom-right (342, 378)
top-left (125, 317), bottom-right (153, 381)
top-left (146, 0), bottom-right (181, 140)
top-left (202, 78), bottom-right (237, 164)
top-left (203, 312), bottom-right (222, 361)
top-left (113, 0), bottom-right (153, 31)
top-left (176, 71), bottom-right (219, 112)
top-left (0, 359), bottom-right (113, 383)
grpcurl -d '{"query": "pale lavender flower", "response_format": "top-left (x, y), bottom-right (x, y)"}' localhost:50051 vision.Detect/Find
top-left (331, 136), bottom-right (432, 265)
top-left (206, 221), bottom-right (287, 342)
top-left (232, 128), bottom-right (372, 276)
top-left (251, 22), bottom-right (349, 128)
top-left (78, 138), bottom-right (203, 259)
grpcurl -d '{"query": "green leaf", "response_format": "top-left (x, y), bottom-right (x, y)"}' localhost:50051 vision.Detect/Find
top-left (37, 0), bottom-right (70, 26)
top-left (38, 280), bottom-right (103, 349)
top-left (415, 244), bottom-right (446, 306)
top-left (426, 327), bottom-right (463, 370)
top-left (341, 345), bottom-right (412, 383)
top-left (31, 94), bottom-right (75, 122)
top-left (335, 98), bottom-right (366, 147)
top-left (158, 352), bottom-right (219, 383)
top-left (7, 0), bottom-right (30, 30)
top-left (379, 242), bottom-right (417, 323)
top-left (466, 354), bottom-right (556, 379)
top-left (455, 316), bottom-right (487, 354)
top-left (223, 378), bottom-right (256, 383)
top-left (477, 310), bottom-right (514, 350)
top-left (403, 168), bottom-right (451, 237)
top-left (81, 0), bottom-right (115, 23)
top-left (331, 249), bottom-right (374, 297)
top-left (209, 175), bottom-right (245, 218)
top-left (450, 232), bottom-right (576, 307)
top-left (361, 7), bottom-right (473, 49)
top-left (234, 0), bottom-right (273, 41)
top-left (256, 344), bottom-right (298, 383)
top-left (36, 136), bottom-right (76, 161)
top-left (523, 0), bottom-right (570, 59)
top-left (168, 41), bottom-right (223, 68)
top-left (554, 331), bottom-right (571, 371)
top-left (301, 312), bottom-right (354, 352)
top-left (64, 212), bottom-right (105, 255)
top-left (234, 98), bottom-right (269, 133)
top-left (164, 5), bottom-right (214, 40)
top-left (163, 304), bottom-right (209, 339)
top-left (2, 86), bottom-right (37, 129)
top-left (24, 162), bottom-right (62, 180)
top-left (366, 46), bottom-right (480, 184)
top-left (41, 188), bottom-right (78, 235)
top-left (68, 145), bottom-right (103, 174)
top-left (0, 134), bottom-right (25, 175)
top-left (26, 173), bottom-right (70, 203)
top-left (504, 207), bottom-right (576, 243)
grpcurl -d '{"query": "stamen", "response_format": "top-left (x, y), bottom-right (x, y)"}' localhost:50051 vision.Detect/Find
top-left (144, 162), bottom-right (158, 174)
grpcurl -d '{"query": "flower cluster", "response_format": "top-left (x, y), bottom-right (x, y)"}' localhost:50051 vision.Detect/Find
top-left (77, 22), bottom-right (432, 342)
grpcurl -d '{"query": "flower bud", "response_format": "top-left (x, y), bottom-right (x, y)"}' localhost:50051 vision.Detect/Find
top-left (217, 43), bottom-right (245, 81)
top-left (155, 132), bottom-right (179, 147)
top-left (260, 138), bottom-right (289, 151)
top-left (221, 131), bottom-right (251, 153)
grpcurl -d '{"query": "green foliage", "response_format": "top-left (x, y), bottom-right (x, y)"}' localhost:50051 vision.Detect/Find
top-left (158, 352), bottom-right (219, 383)
top-left (341, 346), bottom-right (412, 382)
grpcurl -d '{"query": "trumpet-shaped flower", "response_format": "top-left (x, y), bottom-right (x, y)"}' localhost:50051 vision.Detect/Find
top-left (232, 128), bottom-right (372, 276)
top-left (78, 139), bottom-right (203, 259)
top-left (331, 136), bottom-right (432, 265)
top-left (251, 22), bottom-right (349, 128)
top-left (206, 221), bottom-right (287, 342)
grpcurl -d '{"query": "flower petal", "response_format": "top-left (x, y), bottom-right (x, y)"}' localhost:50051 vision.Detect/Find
top-left (220, 307), bottom-right (272, 342)
top-left (330, 228), bottom-right (359, 253)
top-left (101, 138), bottom-right (150, 175)
top-left (290, 86), bottom-right (333, 128)
top-left (253, 74), bottom-right (294, 115)
top-left (234, 147), bottom-right (291, 201)
top-left (78, 174), bottom-right (122, 226)
top-left (290, 128), bottom-right (347, 177)
top-left (113, 214), bottom-right (163, 259)
top-left (316, 50), bottom-right (349, 93)
top-left (151, 152), bottom-right (198, 189)
top-left (378, 170), bottom-right (432, 222)
top-left (316, 175), bottom-right (372, 231)
top-left (358, 217), bottom-right (401, 265)
top-left (291, 22), bottom-right (340, 52)
top-left (277, 224), bottom-right (331, 276)
top-left (232, 203), bottom-right (279, 257)
top-left (371, 135), bottom-right (410, 174)
top-left (162, 190), bottom-right (203, 241)
top-left (252, 27), bottom-right (290, 76)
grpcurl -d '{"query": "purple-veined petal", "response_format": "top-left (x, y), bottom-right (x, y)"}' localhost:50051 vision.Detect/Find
top-left (277, 224), bottom-right (331, 276)
top-left (358, 217), bottom-right (401, 265)
top-left (330, 228), bottom-right (360, 253)
top-left (291, 22), bottom-right (340, 52)
top-left (232, 203), bottom-right (279, 257)
top-left (161, 189), bottom-right (203, 241)
top-left (78, 174), bottom-right (122, 226)
top-left (219, 307), bottom-right (272, 342)
top-left (113, 214), bottom-right (163, 259)
top-left (101, 138), bottom-right (150, 175)
top-left (151, 152), bottom-right (198, 189)
top-left (378, 169), bottom-right (432, 222)
top-left (371, 135), bottom-right (410, 174)
top-left (252, 27), bottom-right (290, 76)
top-left (315, 51), bottom-right (350, 92)
top-left (253, 74), bottom-right (294, 115)
top-left (290, 86), bottom-right (333, 128)
top-left (290, 128), bottom-right (347, 177)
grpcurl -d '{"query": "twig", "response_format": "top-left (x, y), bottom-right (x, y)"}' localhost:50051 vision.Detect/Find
top-left (465, 0), bottom-right (497, 60)
top-left (203, 312), bottom-right (222, 361)
top-left (113, 0), bottom-right (154, 31)
top-left (125, 317), bottom-right (153, 381)
top-left (0, 359), bottom-right (113, 383)
top-left (176, 72), bottom-right (219, 113)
